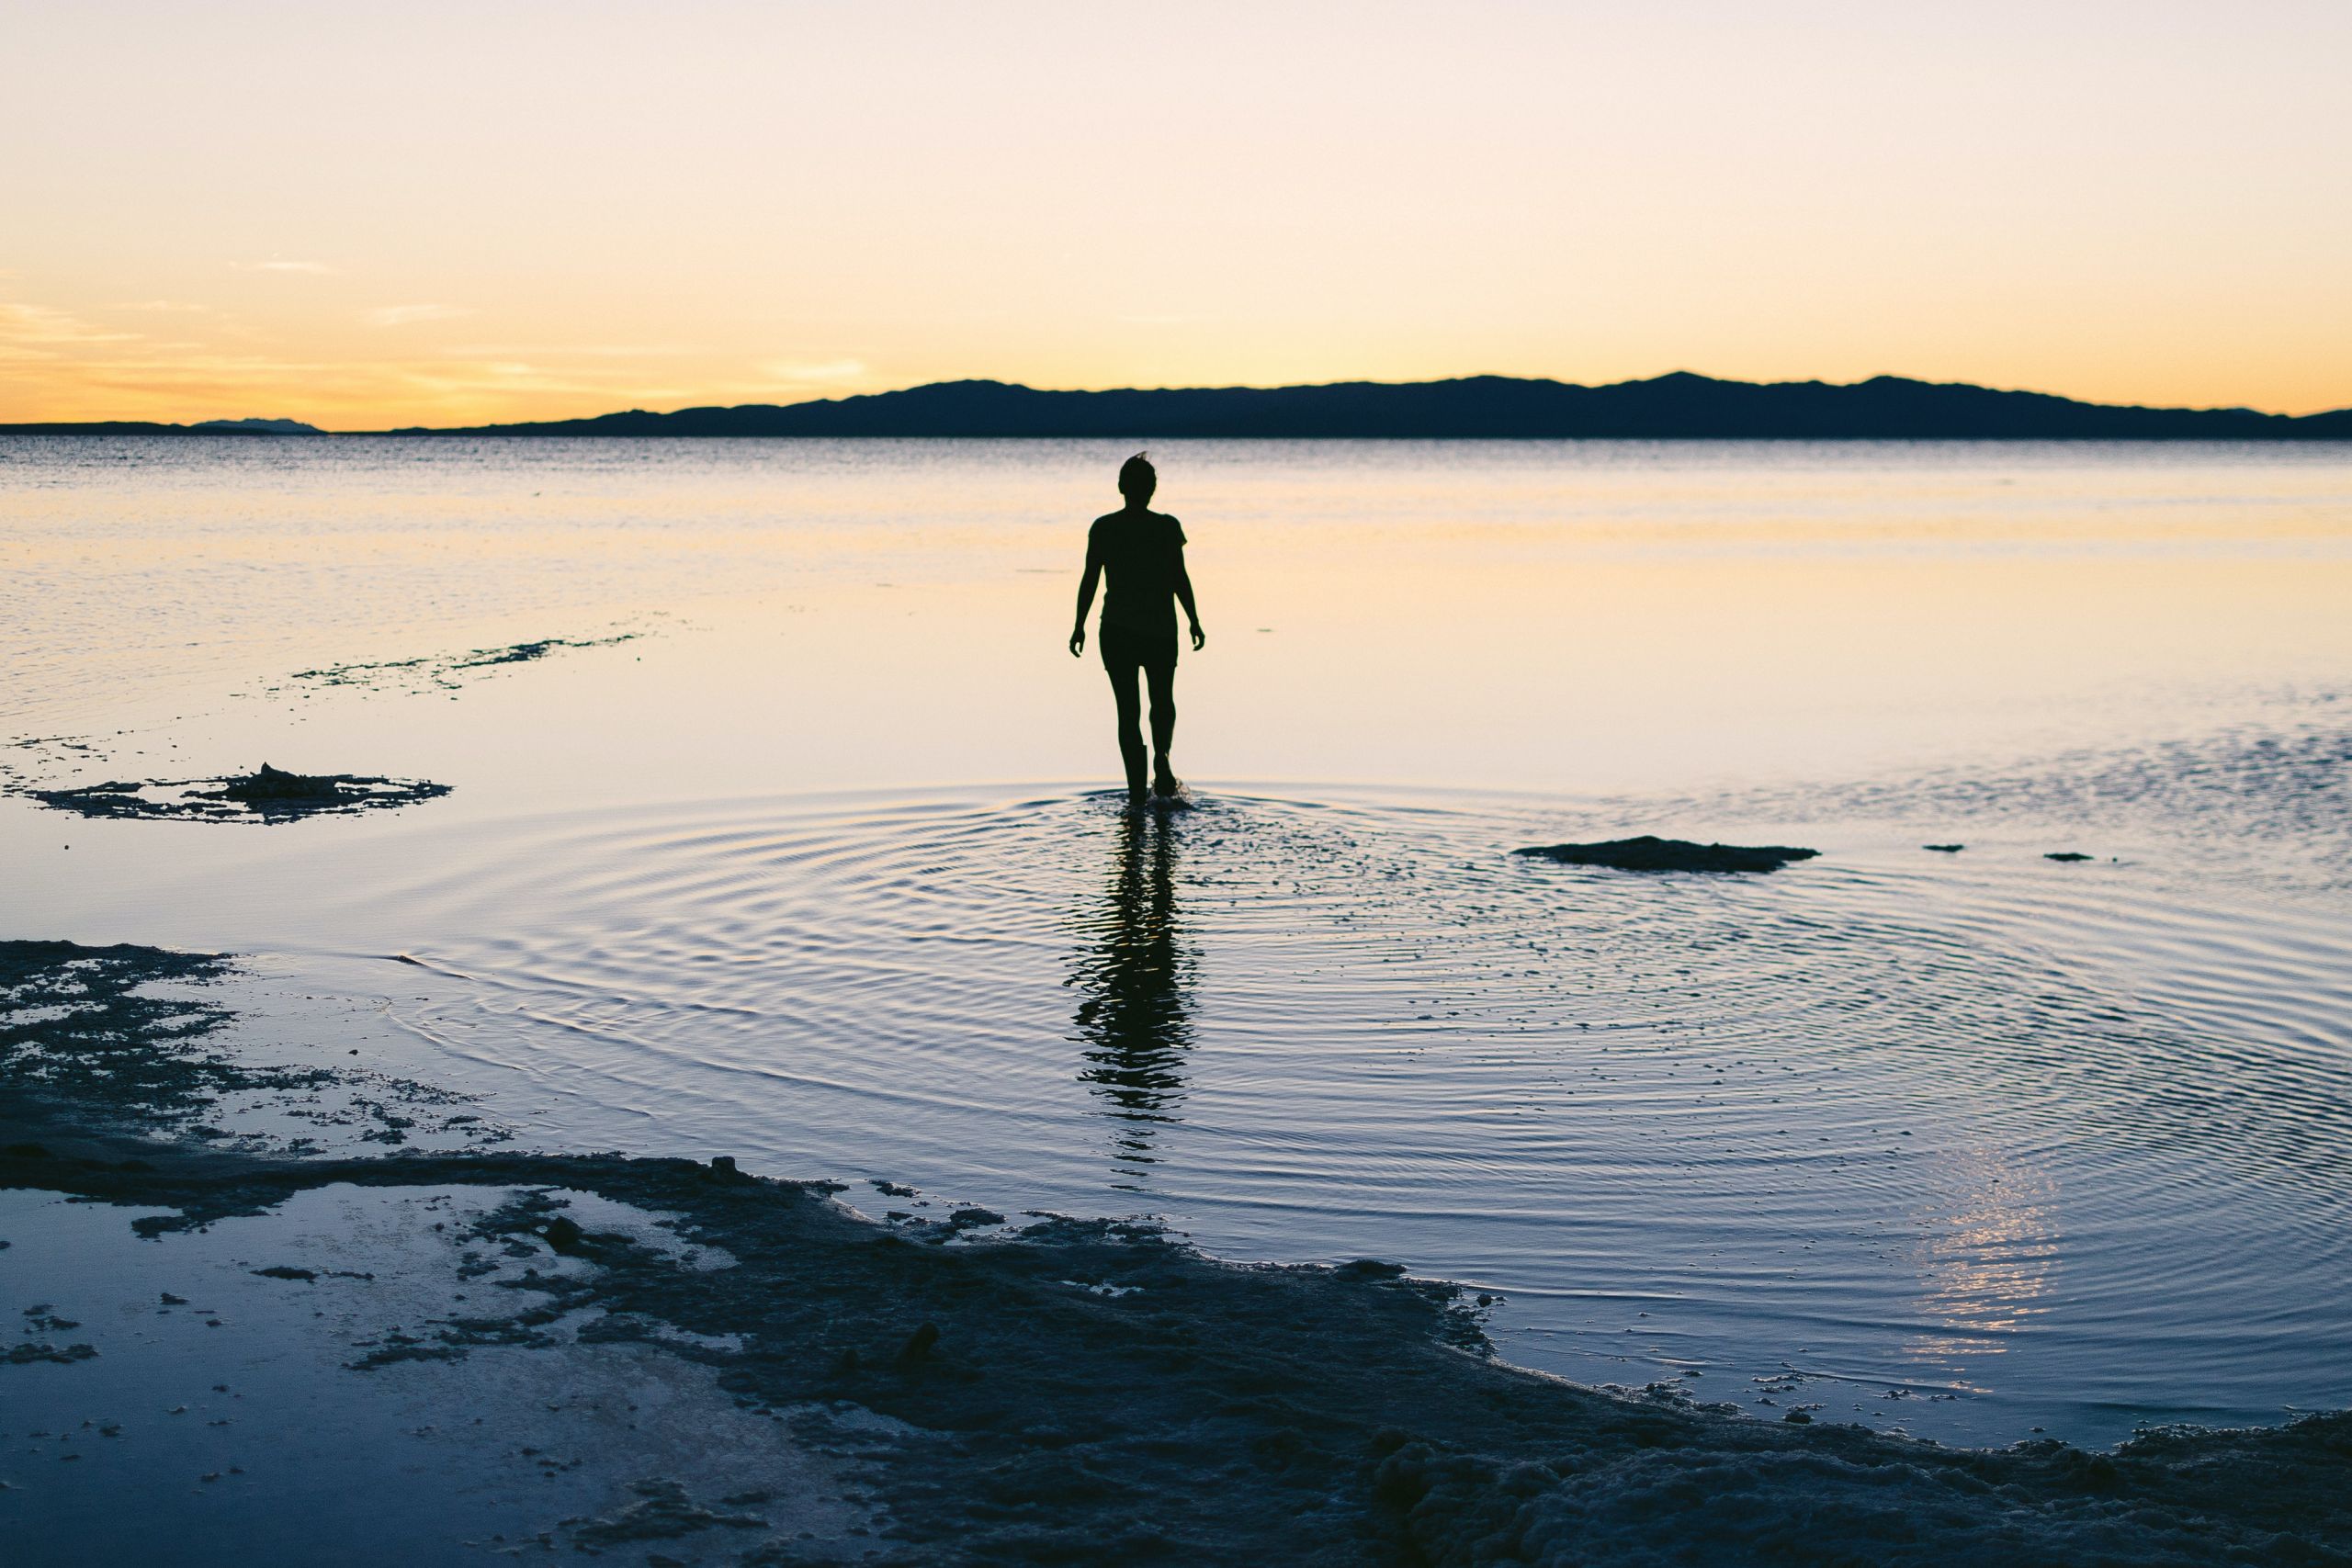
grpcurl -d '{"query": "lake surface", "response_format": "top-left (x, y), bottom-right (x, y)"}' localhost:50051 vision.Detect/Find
top-left (6, 435), bottom-right (2349, 1446)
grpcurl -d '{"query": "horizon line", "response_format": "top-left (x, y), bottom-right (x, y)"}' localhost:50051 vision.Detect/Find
top-left (6, 368), bottom-right (2351, 435)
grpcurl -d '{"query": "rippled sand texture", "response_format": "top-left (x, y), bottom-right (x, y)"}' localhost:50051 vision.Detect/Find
top-left (4, 435), bottom-right (2349, 1448)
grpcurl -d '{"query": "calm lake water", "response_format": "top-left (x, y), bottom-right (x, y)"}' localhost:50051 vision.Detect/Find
top-left (6, 436), bottom-right (2350, 1446)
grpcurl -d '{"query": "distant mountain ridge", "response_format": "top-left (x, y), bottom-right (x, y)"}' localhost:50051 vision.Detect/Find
top-left (378, 374), bottom-right (2350, 439)
top-left (6, 375), bottom-right (2348, 438)
top-left (0, 416), bottom-right (323, 435)
top-left (194, 417), bottom-right (322, 434)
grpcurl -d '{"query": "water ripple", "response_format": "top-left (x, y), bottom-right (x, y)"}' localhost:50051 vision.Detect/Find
top-left (298, 776), bottom-right (2352, 1446)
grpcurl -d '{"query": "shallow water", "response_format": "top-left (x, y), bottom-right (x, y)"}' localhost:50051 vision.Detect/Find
top-left (6, 436), bottom-right (2350, 1446)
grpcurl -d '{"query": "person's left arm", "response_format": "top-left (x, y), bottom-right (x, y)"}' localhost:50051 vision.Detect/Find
top-left (1171, 522), bottom-right (1204, 651)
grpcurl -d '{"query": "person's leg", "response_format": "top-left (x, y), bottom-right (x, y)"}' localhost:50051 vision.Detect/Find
top-left (1102, 649), bottom-right (1148, 802)
top-left (1145, 659), bottom-right (1178, 795)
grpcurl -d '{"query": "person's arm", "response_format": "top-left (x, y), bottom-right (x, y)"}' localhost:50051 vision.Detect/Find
top-left (1173, 544), bottom-right (1204, 651)
top-left (1070, 533), bottom-right (1102, 657)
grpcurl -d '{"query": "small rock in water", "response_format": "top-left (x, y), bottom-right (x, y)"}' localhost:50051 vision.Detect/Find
top-left (217, 763), bottom-right (345, 803)
top-left (897, 1322), bottom-right (940, 1366)
top-left (1514, 836), bottom-right (1819, 874)
top-left (540, 1216), bottom-right (585, 1253)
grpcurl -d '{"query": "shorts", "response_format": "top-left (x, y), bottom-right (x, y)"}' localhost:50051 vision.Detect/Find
top-left (1097, 622), bottom-right (1177, 671)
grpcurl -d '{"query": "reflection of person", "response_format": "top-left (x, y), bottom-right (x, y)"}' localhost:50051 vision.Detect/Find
top-left (1069, 453), bottom-right (1205, 805)
top-left (1069, 809), bottom-right (1193, 1179)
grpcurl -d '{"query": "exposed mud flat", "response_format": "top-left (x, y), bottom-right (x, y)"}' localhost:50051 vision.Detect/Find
top-left (0, 940), bottom-right (501, 1153)
top-left (277, 632), bottom-right (646, 696)
top-left (28, 764), bottom-right (450, 824)
top-left (0, 1179), bottom-right (896, 1565)
top-left (1513, 836), bottom-right (1820, 874)
top-left (10, 1141), bottom-right (2350, 1566)
top-left (4, 940), bottom-right (2349, 1564)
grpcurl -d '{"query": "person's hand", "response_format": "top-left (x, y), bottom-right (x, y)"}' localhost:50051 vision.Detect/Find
top-left (1190, 622), bottom-right (1206, 652)
top-left (1069, 626), bottom-right (1086, 658)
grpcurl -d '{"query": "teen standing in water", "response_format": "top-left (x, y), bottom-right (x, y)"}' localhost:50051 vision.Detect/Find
top-left (1069, 453), bottom-right (1204, 804)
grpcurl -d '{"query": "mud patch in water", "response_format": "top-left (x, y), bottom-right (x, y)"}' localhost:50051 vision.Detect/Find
top-left (276, 631), bottom-right (645, 696)
top-left (1514, 835), bottom-right (1820, 874)
top-left (28, 764), bottom-right (449, 824)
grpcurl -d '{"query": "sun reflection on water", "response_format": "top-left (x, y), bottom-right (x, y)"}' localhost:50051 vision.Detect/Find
top-left (1906, 1147), bottom-right (2059, 1378)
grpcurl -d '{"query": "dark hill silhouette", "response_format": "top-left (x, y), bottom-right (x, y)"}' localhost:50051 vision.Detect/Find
top-left (371, 373), bottom-right (2352, 440)
top-left (7, 376), bottom-right (2348, 439)
top-left (0, 418), bottom-right (322, 435)
top-left (193, 417), bottom-right (322, 434)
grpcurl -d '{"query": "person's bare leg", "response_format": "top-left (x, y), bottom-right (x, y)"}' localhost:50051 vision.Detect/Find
top-left (1105, 659), bottom-right (1148, 804)
top-left (1146, 660), bottom-right (1178, 796)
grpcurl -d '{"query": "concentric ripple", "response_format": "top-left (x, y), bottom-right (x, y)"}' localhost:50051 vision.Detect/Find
top-left (280, 775), bottom-right (2352, 1448)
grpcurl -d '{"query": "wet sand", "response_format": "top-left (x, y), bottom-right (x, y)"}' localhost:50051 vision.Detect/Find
top-left (5, 941), bottom-right (2349, 1566)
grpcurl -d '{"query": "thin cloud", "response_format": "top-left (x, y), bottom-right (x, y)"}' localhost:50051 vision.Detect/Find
top-left (437, 342), bottom-right (693, 360)
top-left (1, 308), bottom-right (855, 424)
top-left (396, 360), bottom-right (617, 397)
top-left (759, 358), bottom-right (867, 385)
top-left (0, 300), bottom-right (142, 352)
top-left (366, 303), bottom-right (471, 328)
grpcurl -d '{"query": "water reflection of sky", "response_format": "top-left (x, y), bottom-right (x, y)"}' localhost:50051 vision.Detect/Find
top-left (6, 438), bottom-right (2349, 797)
top-left (1069, 809), bottom-right (1196, 1184)
top-left (6, 439), bottom-right (2352, 1449)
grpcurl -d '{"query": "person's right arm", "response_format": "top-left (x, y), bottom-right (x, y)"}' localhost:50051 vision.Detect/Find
top-left (1070, 527), bottom-right (1102, 657)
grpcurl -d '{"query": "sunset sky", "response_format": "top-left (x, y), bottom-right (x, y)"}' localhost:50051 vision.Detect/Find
top-left (6, 1), bottom-right (2348, 428)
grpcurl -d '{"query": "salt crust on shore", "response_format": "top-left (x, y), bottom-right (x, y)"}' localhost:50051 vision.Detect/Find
top-left (6, 940), bottom-right (2351, 1565)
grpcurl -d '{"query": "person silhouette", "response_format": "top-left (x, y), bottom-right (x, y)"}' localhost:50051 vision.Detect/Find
top-left (1069, 453), bottom-right (1204, 804)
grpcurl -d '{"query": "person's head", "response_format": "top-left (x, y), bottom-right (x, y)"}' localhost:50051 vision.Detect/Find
top-left (1117, 452), bottom-right (1156, 506)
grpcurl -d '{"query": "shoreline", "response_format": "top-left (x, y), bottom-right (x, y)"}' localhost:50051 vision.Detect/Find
top-left (11, 1136), bottom-right (2351, 1564)
top-left (6, 940), bottom-right (2350, 1563)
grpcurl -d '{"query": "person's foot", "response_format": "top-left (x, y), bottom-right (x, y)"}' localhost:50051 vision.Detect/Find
top-left (1152, 761), bottom-right (1179, 798)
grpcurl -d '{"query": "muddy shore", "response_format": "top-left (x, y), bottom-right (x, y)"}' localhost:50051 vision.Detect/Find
top-left (6, 941), bottom-right (2349, 1565)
